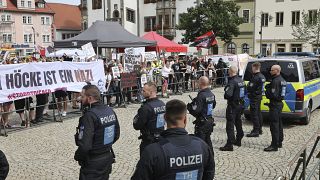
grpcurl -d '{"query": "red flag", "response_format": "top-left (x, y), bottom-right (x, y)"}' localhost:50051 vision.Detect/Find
top-left (191, 31), bottom-right (218, 49)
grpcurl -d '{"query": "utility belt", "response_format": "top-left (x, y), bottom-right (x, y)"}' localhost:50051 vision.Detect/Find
top-left (88, 147), bottom-right (116, 163)
top-left (138, 132), bottom-right (161, 142)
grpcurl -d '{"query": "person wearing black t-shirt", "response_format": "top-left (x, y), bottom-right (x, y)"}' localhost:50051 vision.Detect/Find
top-left (171, 59), bottom-right (181, 94)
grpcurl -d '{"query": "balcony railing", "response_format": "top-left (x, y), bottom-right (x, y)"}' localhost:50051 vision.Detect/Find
top-left (156, 0), bottom-right (176, 9)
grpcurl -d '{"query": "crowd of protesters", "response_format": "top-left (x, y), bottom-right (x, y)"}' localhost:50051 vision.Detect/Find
top-left (0, 54), bottom-right (229, 130)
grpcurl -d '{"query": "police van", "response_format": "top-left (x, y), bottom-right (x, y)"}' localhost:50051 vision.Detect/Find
top-left (243, 56), bottom-right (320, 124)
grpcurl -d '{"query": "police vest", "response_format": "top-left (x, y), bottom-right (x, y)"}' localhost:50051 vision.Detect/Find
top-left (202, 94), bottom-right (215, 118)
top-left (233, 77), bottom-right (245, 102)
top-left (145, 100), bottom-right (166, 134)
top-left (157, 137), bottom-right (205, 180)
top-left (87, 105), bottom-right (117, 152)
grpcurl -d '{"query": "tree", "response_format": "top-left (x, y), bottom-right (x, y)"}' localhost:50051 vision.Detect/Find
top-left (292, 10), bottom-right (320, 53)
top-left (178, 0), bottom-right (243, 44)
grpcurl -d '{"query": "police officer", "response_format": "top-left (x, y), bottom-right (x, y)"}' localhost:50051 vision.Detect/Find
top-left (220, 66), bottom-right (245, 151)
top-left (131, 99), bottom-right (215, 180)
top-left (187, 76), bottom-right (216, 153)
top-left (246, 62), bottom-right (266, 137)
top-left (0, 150), bottom-right (9, 179)
top-left (74, 85), bottom-right (120, 180)
top-left (264, 65), bottom-right (286, 152)
top-left (133, 82), bottom-right (166, 156)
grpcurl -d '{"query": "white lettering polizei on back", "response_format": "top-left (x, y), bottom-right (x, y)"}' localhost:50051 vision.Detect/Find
top-left (170, 154), bottom-right (203, 167)
top-left (100, 114), bottom-right (116, 124)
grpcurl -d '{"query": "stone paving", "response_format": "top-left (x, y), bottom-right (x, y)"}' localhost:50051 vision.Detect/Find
top-left (0, 87), bottom-right (320, 180)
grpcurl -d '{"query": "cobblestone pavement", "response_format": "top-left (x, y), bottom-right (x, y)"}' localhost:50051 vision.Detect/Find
top-left (0, 87), bottom-right (320, 180)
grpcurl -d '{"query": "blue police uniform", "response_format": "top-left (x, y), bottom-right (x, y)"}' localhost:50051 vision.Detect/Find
top-left (247, 72), bottom-right (266, 136)
top-left (187, 88), bottom-right (216, 153)
top-left (133, 98), bottom-right (166, 155)
top-left (265, 74), bottom-right (286, 149)
top-left (74, 102), bottom-right (120, 180)
top-left (131, 128), bottom-right (215, 180)
top-left (222, 75), bottom-right (245, 149)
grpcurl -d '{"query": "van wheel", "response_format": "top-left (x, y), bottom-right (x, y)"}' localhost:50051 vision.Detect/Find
top-left (301, 104), bottom-right (311, 125)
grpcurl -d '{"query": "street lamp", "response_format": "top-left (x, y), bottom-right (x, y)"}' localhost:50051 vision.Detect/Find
top-left (253, 12), bottom-right (273, 56)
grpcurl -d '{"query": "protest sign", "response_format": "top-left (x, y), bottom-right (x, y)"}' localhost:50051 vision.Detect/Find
top-left (124, 47), bottom-right (145, 72)
top-left (144, 51), bottom-right (157, 61)
top-left (112, 66), bottom-right (120, 78)
top-left (121, 72), bottom-right (137, 88)
top-left (81, 42), bottom-right (96, 58)
top-left (140, 74), bottom-right (147, 85)
top-left (0, 60), bottom-right (105, 103)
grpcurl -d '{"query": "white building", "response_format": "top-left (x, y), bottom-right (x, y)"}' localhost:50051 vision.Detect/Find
top-left (254, 0), bottom-right (320, 56)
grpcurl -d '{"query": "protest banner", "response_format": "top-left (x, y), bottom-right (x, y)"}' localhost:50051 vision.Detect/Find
top-left (81, 42), bottom-right (96, 59)
top-left (140, 74), bottom-right (147, 85)
top-left (0, 60), bottom-right (105, 103)
top-left (112, 66), bottom-right (120, 78)
top-left (144, 51), bottom-right (157, 61)
top-left (124, 47), bottom-right (145, 72)
top-left (121, 72), bottom-right (137, 88)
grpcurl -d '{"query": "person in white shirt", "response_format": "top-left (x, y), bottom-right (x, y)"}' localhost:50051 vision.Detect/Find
top-left (161, 61), bottom-right (173, 97)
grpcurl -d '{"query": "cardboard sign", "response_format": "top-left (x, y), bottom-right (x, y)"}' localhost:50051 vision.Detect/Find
top-left (81, 42), bottom-right (96, 58)
top-left (121, 72), bottom-right (137, 88)
top-left (112, 66), bottom-right (120, 78)
top-left (124, 47), bottom-right (145, 72)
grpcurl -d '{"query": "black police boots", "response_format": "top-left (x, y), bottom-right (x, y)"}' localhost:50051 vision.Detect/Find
top-left (219, 145), bottom-right (233, 151)
top-left (246, 132), bottom-right (259, 137)
top-left (264, 145), bottom-right (278, 152)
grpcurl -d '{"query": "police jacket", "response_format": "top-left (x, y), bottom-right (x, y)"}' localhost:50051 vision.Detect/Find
top-left (224, 75), bottom-right (245, 105)
top-left (247, 72), bottom-right (266, 100)
top-left (133, 98), bottom-right (166, 138)
top-left (187, 88), bottom-right (216, 120)
top-left (265, 74), bottom-right (287, 103)
top-left (0, 150), bottom-right (9, 180)
top-left (74, 102), bottom-right (120, 162)
top-left (131, 128), bottom-right (215, 180)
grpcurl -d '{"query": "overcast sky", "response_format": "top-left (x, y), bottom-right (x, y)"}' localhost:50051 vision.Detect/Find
top-left (46, 0), bottom-right (80, 5)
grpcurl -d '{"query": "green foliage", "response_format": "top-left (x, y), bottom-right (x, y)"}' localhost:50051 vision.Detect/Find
top-left (292, 10), bottom-right (320, 48)
top-left (177, 0), bottom-right (243, 44)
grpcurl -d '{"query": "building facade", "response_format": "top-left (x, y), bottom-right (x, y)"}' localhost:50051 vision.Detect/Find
top-left (0, 0), bottom-right (54, 56)
top-left (47, 3), bottom-right (81, 41)
top-left (216, 0), bottom-right (255, 55)
top-left (254, 0), bottom-right (320, 56)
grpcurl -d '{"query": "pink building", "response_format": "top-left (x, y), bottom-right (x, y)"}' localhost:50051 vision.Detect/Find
top-left (0, 0), bottom-right (54, 56)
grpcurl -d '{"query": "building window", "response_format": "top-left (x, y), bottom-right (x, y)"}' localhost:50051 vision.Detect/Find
top-left (292, 11), bottom-right (300, 25)
top-left (158, 15), bottom-right (163, 26)
top-left (126, 8), bottom-right (135, 23)
top-left (92, 0), bottom-right (102, 10)
top-left (38, 2), bottom-right (44, 8)
top-left (291, 44), bottom-right (302, 52)
top-left (261, 13), bottom-right (269, 27)
top-left (6, 15), bottom-right (11, 21)
top-left (1, 15), bottom-right (5, 21)
top-left (24, 34), bottom-right (33, 43)
top-left (242, 43), bottom-right (249, 54)
top-left (276, 44), bottom-right (286, 52)
top-left (0, 0), bottom-right (2, 6)
top-left (21, 0), bottom-right (25, 7)
top-left (144, 16), bottom-right (156, 32)
top-left (23, 15), bottom-right (32, 24)
top-left (27, 1), bottom-right (31, 8)
top-left (276, 12), bottom-right (284, 26)
top-left (2, 34), bottom-right (12, 43)
top-left (227, 43), bottom-right (236, 54)
top-left (164, 14), bottom-right (169, 26)
top-left (309, 10), bottom-right (318, 25)
top-left (27, 16), bottom-right (32, 24)
top-left (42, 35), bottom-right (50, 43)
top-left (41, 17), bottom-right (50, 25)
top-left (242, 10), bottom-right (250, 23)
top-left (62, 33), bottom-right (79, 40)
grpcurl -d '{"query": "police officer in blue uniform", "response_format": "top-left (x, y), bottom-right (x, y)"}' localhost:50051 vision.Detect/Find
top-left (131, 99), bottom-right (215, 180)
top-left (247, 62), bottom-right (266, 137)
top-left (264, 65), bottom-right (286, 152)
top-left (220, 66), bottom-right (245, 151)
top-left (187, 76), bottom-right (216, 153)
top-left (133, 82), bottom-right (166, 156)
top-left (74, 85), bottom-right (120, 180)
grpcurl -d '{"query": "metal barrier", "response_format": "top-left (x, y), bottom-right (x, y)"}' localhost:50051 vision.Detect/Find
top-left (0, 68), bottom-right (229, 137)
top-left (278, 129), bottom-right (320, 180)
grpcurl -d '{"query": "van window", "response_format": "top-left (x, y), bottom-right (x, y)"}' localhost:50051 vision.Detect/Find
top-left (302, 60), bottom-right (320, 81)
top-left (244, 61), bottom-right (299, 82)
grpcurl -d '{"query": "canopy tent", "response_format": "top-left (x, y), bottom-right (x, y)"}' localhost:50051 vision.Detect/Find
top-left (142, 31), bottom-right (187, 53)
top-left (54, 21), bottom-right (156, 48)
